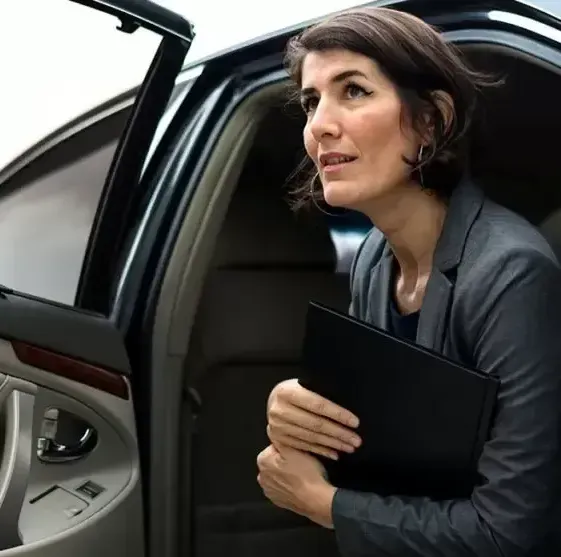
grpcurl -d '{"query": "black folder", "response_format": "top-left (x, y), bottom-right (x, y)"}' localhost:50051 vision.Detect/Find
top-left (299, 301), bottom-right (500, 500)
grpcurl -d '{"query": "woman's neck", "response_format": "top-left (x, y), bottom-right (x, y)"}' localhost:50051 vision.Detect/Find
top-left (363, 182), bottom-right (448, 286)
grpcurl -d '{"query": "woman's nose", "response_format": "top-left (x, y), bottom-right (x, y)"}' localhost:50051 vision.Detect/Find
top-left (309, 100), bottom-right (341, 141)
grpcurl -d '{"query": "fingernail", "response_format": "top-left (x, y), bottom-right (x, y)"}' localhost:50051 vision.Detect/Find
top-left (330, 453), bottom-right (339, 461)
top-left (350, 437), bottom-right (361, 447)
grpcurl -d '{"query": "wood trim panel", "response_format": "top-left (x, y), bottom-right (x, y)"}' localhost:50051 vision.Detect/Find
top-left (11, 341), bottom-right (129, 400)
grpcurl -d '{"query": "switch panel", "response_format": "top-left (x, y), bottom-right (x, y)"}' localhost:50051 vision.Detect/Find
top-left (75, 480), bottom-right (105, 500)
top-left (29, 486), bottom-right (88, 525)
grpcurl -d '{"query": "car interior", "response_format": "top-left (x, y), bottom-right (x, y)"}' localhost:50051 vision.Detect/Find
top-left (152, 41), bottom-right (561, 557)
top-left (1, 33), bottom-right (561, 557)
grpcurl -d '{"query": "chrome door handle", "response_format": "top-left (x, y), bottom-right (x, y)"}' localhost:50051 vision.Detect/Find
top-left (37, 409), bottom-right (97, 464)
top-left (37, 427), bottom-right (97, 464)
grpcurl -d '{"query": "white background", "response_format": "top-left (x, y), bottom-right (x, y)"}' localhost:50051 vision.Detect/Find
top-left (0, 0), bottom-right (359, 170)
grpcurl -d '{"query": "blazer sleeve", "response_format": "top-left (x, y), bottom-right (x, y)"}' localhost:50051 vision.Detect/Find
top-left (331, 248), bottom-right (561, 557)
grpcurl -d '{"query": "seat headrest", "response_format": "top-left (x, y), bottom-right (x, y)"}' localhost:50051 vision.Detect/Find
top-left (212, 107), bottom-right (336, 269)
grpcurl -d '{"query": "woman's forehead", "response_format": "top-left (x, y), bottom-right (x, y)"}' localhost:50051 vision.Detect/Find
top-left (300, 50), bottom-right (387, 90)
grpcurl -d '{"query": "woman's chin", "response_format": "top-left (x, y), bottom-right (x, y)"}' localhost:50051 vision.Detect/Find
top-left (322, 187), bottom-right (357, 211)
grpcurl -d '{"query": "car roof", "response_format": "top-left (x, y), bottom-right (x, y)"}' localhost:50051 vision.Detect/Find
top-left (181, 0), bottom-right (377, 68)
top-left (180, 0), bottom-right (561, 69)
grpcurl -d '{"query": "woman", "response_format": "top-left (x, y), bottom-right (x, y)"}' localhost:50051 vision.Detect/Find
top-left (256, 7), bottom-right (561, 557)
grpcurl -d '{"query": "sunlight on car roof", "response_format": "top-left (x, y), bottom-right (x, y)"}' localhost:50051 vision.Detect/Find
top-left (178, 0), bottom-right (368, 65)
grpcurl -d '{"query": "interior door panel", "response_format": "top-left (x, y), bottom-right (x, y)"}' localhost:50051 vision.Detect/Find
top-left (0, 292), bottom-right (142, 556)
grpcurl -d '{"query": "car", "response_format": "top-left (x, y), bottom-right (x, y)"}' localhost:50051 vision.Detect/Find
top-left (1, 1), bottom-right (561, 557)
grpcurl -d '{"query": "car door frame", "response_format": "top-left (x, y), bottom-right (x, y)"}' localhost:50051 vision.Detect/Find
top-left (0, 11), bottom-right (236, 556)
top-left (69, 0), bottom-right (196, 316)
top-left (107, 70), bottom-right (243, 557)
top-left (59, 2), bottom-right (200, 553)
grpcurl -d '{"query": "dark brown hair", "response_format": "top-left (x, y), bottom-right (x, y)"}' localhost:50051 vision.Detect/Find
top-left (284, 7), bottom-right (500, 209)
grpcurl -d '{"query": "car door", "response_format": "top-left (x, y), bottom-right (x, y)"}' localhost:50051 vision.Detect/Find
top-left (0, 1), bottom-right (194, 556)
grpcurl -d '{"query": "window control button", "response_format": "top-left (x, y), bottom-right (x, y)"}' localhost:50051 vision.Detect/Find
top-left (75, 480), bottom-right (105, 499)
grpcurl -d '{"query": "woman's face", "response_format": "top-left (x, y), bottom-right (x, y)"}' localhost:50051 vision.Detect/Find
top-left (300, 48), bottom-right (420, 210)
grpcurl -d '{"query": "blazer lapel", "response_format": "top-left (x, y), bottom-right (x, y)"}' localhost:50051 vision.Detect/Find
top-left (367, 245), bottom-right (393, 330)
top-left (416, 269), bottom-right (453, 352)
top-left (416, 176), bottom-right (485, 352)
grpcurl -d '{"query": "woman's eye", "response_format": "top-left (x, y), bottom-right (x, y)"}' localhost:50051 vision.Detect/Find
top-left (301, 96), bottom-right (319, 114)
top-left (345, 83), bottom-right (370, 99)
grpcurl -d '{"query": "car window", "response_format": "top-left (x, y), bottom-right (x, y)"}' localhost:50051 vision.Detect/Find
top-left (0, 1), bottom-right (165, 305)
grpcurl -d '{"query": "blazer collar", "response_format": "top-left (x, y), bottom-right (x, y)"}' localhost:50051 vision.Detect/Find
top-left (417, 175), bottom-right (485, 351)
top-left (432, 175), bottom-right (485, 272)
top-left (366, 175), bottom-right (485, 351)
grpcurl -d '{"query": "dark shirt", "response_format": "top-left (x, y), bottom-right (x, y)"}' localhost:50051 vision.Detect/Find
top-left (388, 296), bottom-right (419, 342)
top-left (387, 259), bottom-right (420, 341)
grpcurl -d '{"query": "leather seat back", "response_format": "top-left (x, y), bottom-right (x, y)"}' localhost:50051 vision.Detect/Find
top-left (184, 107), bottom-right (348, 557)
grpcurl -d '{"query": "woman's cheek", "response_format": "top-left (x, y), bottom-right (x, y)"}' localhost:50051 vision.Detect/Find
top-left (303, 129), bottom-right (317, 161)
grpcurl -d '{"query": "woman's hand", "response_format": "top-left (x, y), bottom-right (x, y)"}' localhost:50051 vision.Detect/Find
top-left (267, 379), bottom-right (362, 460)
top-left (257, 444), bottom-right (336, 529)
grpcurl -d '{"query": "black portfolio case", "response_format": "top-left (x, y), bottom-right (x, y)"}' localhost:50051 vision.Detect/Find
top-left (299, 301), bottom-right (499, 499)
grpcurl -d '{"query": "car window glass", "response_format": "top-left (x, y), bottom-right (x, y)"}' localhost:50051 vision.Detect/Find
top-left (0, 1), bottom-right (167, 305)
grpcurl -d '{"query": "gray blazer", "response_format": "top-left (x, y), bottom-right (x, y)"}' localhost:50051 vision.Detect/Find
top-left (331, 178), bottom-right (561, 557)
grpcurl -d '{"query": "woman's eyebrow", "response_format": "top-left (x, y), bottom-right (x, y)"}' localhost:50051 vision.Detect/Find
top-left (301, 69), bottom-right (369, 96)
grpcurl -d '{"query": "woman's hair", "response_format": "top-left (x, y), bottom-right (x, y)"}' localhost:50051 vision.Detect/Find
top-left (284, 7), bottom-right (501, 209)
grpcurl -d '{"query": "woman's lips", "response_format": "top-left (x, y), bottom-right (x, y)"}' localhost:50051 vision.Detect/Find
top-left (323, 158), bottom-right (357, 174)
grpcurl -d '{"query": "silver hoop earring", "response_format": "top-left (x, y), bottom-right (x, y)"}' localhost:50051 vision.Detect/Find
top-left (417, 145), bottom-right (425, 189)
top-left (310, 173), bottom-right (346, 217)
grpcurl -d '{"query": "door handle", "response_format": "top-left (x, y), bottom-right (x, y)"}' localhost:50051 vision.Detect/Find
top-left (37, 409), bottom-right (98, 464)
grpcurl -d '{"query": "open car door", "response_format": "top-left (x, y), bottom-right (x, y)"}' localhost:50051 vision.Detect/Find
top-left (0, 1), bottom-right (194, 556)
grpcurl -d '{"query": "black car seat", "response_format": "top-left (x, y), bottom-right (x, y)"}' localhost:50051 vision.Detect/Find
top-left (182, 110), bottom-right (349, 557)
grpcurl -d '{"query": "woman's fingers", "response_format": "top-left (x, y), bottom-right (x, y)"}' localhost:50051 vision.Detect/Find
top-left (278, 382), bottom-right (360, 429)
top-left (269, 402), bottom-right (362, 448)
top-left (267, 379), bottom-right (362, 454)
top-left (268, 419), bottom-right (357, 453)
top-left (268, 428), bottom-right (340, 460)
